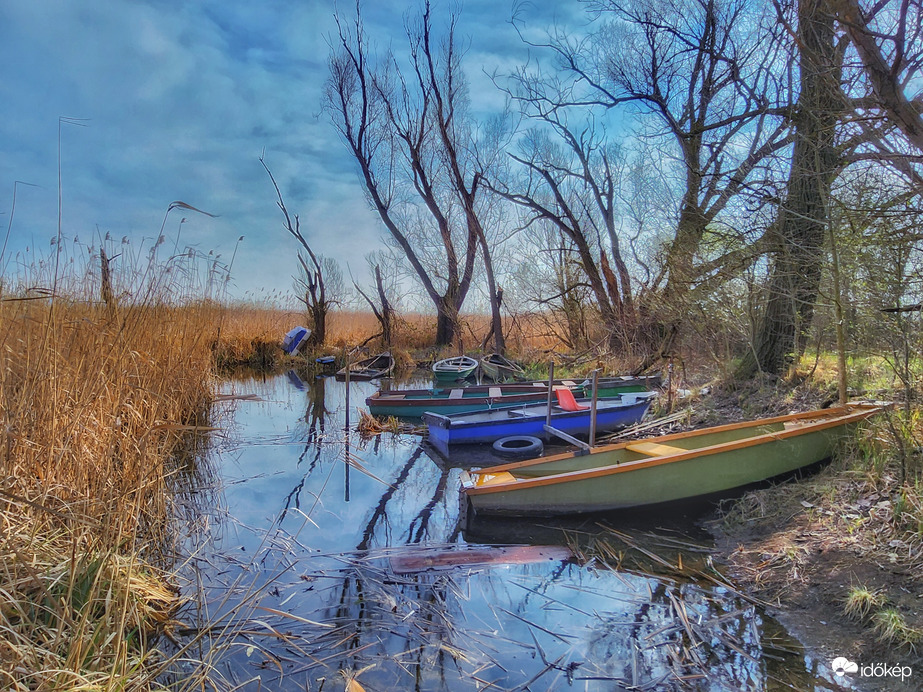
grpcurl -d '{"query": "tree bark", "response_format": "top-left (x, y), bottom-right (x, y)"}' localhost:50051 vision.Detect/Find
top-left (738, 0), bottom-right (842, 377)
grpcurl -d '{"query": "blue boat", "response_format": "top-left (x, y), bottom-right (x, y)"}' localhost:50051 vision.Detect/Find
top-left (423, 391), bottom-right (655, 457)
top-left (282, 326), bottom-right (311, 355)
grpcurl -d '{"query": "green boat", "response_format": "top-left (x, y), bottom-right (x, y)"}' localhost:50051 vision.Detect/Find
top-left (461, 403), bottom-right (885, 516)
top-left (366, 375), bottom-right (661, 418)
top-left (432, 356), bottom-right (479, 382)
top-left (480, 353), bottom-right (525, 381)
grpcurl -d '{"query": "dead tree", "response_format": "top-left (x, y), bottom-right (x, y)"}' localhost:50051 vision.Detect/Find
top-left (325, 0), bottom-right (506, 348)
top-left (353, 264), bottom-right (395, 347)
top-left (261, 155), bottom-right (337, 346)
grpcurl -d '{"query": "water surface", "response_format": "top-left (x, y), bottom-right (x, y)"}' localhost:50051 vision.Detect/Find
top-left (164, 371), bottom-right (853, 691)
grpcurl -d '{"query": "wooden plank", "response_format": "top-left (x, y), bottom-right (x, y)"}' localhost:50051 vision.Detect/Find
top-left (448, 389), bottom-right (465, 399)
top-left (625, 441), bottom-right (687, 457)
top-left (543, 424), bottom-right (591, 450)
top-left (389, 545), bottom-right (573, 574)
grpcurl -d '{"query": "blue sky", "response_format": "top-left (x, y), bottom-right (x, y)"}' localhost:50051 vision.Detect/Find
top-left (0, 0), bottom-right (577, 303)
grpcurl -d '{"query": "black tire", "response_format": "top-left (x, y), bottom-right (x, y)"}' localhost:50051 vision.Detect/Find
top-left (492, 435), bottom-right (543, 460)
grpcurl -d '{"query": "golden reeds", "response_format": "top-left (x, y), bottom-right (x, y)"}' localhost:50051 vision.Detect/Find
top-left (0, 292), bottom-right (218, 688)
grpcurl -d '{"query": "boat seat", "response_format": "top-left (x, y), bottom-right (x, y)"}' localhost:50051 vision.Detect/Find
top-left (448, 389), bottom-right (465, 399)
top-left (488, 387), bottom-right (501, 398)
top-left (555, 388), bottom-right (588, 412)
top-left (474, 471), bottom-right (516, 486)
top-left (625, 441), bottom-right (687, 456)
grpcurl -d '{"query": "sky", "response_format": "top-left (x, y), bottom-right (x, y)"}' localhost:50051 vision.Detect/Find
top-left (0, 0), bottom-right (580, 304)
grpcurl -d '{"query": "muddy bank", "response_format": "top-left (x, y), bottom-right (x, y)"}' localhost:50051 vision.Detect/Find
top-left (662, 379), bottom-right (920, 690)
top-left (708, 459), bottom-right (922, 691)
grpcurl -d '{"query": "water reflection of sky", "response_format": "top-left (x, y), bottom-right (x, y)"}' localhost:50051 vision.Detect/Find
top-left (164, 372), bottom-right (846, 691)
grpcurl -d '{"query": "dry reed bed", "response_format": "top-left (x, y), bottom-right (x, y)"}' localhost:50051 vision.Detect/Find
top-left (0, 299), bottom-right (217, 690)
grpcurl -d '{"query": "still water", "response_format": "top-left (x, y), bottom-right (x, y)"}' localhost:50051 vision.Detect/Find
top-left (163, 371), bottom-right (851, 691)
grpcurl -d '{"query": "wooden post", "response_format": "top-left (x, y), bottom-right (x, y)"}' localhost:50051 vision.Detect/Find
top-left (589, 369), bottom-right (599, 447)
top-left (545, 361), bottom-right (555, 429)
top-left (344, 351), bottom-right (350, 502)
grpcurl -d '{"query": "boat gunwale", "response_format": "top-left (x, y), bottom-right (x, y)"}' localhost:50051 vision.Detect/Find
top-left (433, 356), bottom-right (479, 372)
top-left (366, 378), bottom-right (658, 411)
top-left (464, 404), bottom-right (885, 496)
top-left (422, 393), bottom-right (655, 428)
top-left (336, 352), bottom-right (394, 379)
top-left (481, 353), bottom-right (525, 376)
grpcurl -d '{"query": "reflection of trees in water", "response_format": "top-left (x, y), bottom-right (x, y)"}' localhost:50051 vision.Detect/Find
top-left (406, 464), bottom-right (453, 544)
top-left (164, 375), bottom-right (816, 690)
top-left (583, 579), bottom-right (773, 689)
top-left (278, 377), bottom-right (336, 523)
top-left (357, 446), bottom-right (425, 551)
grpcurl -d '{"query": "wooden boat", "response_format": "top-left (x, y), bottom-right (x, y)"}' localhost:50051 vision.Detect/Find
top-left (366, 375), bottom-right (661, 418)
top-left (423, 391), bottom-right (656, 456)
top-left (480, 353), bottom-right (525, 381)
top-left (335, 352), bottom-right (394, 381)
top-left (432, 356), bottom-right (479, 382)
top-left (460, 403), bottom-right (886, 516)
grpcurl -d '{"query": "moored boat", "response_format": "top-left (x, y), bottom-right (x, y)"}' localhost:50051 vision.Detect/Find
top-left (480, 353), bottom-right (525, 381)
top-left (335, 352), bottom-right (395, 381)
top-left (460, 403), bottom-right (886, 516)
top-left (433, 356), bottom-right (479, 382)
top-left (366, 375), bottom-right (661, 418)
top-left (423, 391), bottom-right (656, 456)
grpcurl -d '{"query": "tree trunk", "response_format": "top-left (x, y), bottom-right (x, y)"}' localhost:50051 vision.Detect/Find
top-left (435, 296), bottom-right (460, 347)
top-left (478, 232), bottom-right (505, 354)
top-left (737, 0), bottom-right (841, 378)
top-left (375, 265), bottom-right (394, 347)
top-left (309, 303), bottom-right (326, 347)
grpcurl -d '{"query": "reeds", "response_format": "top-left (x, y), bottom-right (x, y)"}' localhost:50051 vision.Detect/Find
top-left (1, 237), bottom-right (221, 688)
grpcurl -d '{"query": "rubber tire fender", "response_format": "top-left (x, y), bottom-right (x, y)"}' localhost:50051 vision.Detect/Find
top-left (492, 435), bottom-right (543, 460)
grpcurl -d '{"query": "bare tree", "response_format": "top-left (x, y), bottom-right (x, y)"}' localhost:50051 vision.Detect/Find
top-left (325, 0), bottom-right (507, 349)
top-left (738, 0), bottom-right (923, 377)
top-left (737, 0), bottom-right (845, 376)
top-left (353, 263), bottom-right (395, 347)
top-left (490, 125), bottom-right (639, 352)
top-left (832, 0), bottom-right (923, 152)
top-left (503, 0), bottom-right (793, 358)
top-left (262, 155), bottom-right (339, 346)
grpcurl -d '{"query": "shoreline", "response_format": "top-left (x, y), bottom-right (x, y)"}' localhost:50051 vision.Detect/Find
top-left (709, 462), bottom-right (922, 691)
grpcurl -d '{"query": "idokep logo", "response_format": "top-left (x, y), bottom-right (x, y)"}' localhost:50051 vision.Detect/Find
top-left (831, 657), bottom-right (858, 677)
top-left (830, 656), bottom-right (913, 682)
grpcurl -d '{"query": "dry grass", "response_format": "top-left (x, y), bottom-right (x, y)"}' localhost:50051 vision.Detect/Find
top-left (325, 309), bottom-right (569, 354)
top-left (0, 295), bottom-right (218, 689)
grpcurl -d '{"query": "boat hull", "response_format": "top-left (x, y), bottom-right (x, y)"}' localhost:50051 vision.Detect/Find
top-left (335, 352), bottom-right (394, 381)
top-left (480, 354), bottom-right (524, 381)
top-left (366, 376), bottom-right (659, 418)
top-left (462, 404), bottom-right (884, 516)
top-left (432, 356), bottom-right (480, 382)
top-left (433, 367), bottom-right (477, 382)
top-left (423, 393), bottom-right (654, 456)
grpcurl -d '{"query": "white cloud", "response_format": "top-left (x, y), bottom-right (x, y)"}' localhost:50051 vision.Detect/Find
top-left (0, 0), bottom-right (550, 300)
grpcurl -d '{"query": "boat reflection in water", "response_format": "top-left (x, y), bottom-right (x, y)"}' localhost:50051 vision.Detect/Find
top-left (161, 372), bottom-right (842, 691)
